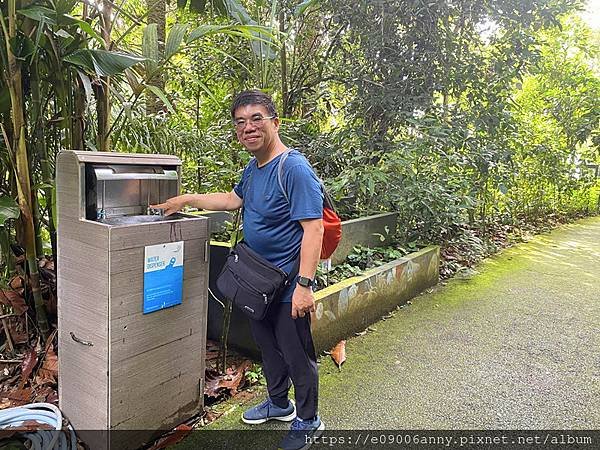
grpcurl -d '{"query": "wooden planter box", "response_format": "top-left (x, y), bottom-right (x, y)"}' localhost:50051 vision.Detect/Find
top-left (207, 242), bottom-right (439, 356)
top-left (200, 211), bottom-right (398, 266)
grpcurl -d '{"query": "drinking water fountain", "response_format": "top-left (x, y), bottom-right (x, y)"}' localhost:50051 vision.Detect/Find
top-left (56, 150), bottom-right (209, 450)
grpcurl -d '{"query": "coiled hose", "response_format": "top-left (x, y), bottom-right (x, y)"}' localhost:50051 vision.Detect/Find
top-left (0, 403), bottom-right (77, 450)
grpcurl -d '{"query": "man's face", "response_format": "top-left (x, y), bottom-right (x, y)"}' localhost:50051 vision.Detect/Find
top-left (233, 104), bottom-right (279, 154)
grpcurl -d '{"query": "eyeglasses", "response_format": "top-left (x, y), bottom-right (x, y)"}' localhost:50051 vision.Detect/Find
top-left (233, 115), bottom-right (276, 130)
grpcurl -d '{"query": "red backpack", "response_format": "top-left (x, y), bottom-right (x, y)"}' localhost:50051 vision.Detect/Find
top-left (278, 150), bottom-right (342, 260)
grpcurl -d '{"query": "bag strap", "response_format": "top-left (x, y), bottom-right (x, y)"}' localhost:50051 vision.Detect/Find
top-left (232, 206), bottom-right (243, 247)
top-left (277, 148), bottom-right (326, 206)
top-left (277, 149), bottom-right (293, 205)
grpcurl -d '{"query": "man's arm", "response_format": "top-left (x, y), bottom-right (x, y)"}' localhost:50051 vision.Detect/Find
top-left (151, 190), bottom-right (243, 215)
top-left (291, 218), bottom-right (324, 319)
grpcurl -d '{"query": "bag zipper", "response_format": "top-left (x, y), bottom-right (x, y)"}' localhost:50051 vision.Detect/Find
top-left (227, 266), bottom-right (273, 302)
top-left (234, 244), bottom-right (288, 278)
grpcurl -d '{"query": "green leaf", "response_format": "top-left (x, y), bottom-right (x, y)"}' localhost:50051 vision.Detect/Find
top-left (0, 87), bottom-right (10, 114)
top-left (124, 68), bottom-right (143, 95)
top-left (50, 182), bottom-right (57, 232)
top-left (165, 24), bottom-right (188, 60)
top-left (145, 85), bottom-right (175, 113)
top-left (187, 24), bottom-right (227, 42)
top-left (64, 50), bottom-right (145, 77)
top-left (0, 197), bottom-right (20, 226)
top-left (223, 0), bottom-right (253, 24)
top-left (142, 24), bottom-right (159, 75)
top-left (294, 0), bottom-right (320, 16)
top-left (97, 51), bottom-right (144, 76)
top-left (189, 0), bottom-right (208, 13)
top-left (197, 80), bottom-right (219, 105)
top-left (17, 5), bottom-right (57, 25)
top-left (9, 35), bottom-right (35, 60)
top-left (55, 29), bottom-right (73, 39)
top-left (56, 0), bottom-right (78, 17)
top-left (77, 70), bottom-right (93, 105)
top-left (213, 0), bottom-right (228, 15)
top-left (70, 17), bottom-right (104, 44)
top-left (63, 49), bottom-right (95, 72)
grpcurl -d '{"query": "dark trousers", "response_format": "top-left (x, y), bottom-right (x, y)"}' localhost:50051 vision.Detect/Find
top-left (249, 301), bottom-right (318, 420)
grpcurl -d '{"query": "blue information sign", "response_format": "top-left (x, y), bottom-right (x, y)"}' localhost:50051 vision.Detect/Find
top-left (143, 241), bottom-right (184, 314)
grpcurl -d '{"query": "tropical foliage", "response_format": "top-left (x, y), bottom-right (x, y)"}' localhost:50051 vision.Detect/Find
top-left (0, 0), bottom-right (599, 337)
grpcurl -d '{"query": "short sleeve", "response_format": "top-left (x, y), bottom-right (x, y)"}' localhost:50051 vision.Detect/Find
top-left (234, 161), bottom-right (253, 199)
top-left (283, 162), bottom-right (323, 221)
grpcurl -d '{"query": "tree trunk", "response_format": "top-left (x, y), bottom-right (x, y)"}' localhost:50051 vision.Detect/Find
top-left (97, 1), bottom-right (113, 151)
top-left (280, 9), bottom-right (289, 117)
top-left (146, 0), bottom-right (166, 115)
top-left (4, 0), bottom-right (50, 340)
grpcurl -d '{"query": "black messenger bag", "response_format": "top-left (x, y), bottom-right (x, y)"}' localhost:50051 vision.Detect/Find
top-left (216, 242), bottom-right (297, 320)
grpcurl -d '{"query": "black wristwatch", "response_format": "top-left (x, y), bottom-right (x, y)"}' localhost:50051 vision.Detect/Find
top-left (297, 276), bottom-right (314, 288)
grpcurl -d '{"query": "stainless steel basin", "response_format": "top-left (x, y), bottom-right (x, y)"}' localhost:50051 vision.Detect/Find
top-left (99, 213), bottom-right (186, 226)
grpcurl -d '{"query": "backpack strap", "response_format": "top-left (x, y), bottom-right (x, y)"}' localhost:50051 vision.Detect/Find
top-left (277, 148), bottom-right (327, 207)
top-left (277, 149), bottom-right (293, 205)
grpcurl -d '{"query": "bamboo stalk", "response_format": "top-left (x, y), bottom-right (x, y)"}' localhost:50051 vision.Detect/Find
top-left (1, 317), bottom-right (15, 353)
top-left (97, 1), bottom-right (113, 152)
top-left (4, 0), bottom-right (50, 341)
top-left (30, 57), bottom-right (57, 259)
top-left (218, 299), bottom-right (232, 374)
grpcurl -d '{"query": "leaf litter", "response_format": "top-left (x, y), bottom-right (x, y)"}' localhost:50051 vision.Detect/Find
top-left (1, 256), bottom-right (264, 447)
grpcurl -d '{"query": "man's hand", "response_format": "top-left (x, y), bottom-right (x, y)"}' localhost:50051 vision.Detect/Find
top-left (150, 194), bottom-right (189, 216)
top-left (291, 285), bottom-right (316, 319)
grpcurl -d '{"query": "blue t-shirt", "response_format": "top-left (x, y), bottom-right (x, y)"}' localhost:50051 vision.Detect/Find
top-left (233, 150), bottom-right (323, 302)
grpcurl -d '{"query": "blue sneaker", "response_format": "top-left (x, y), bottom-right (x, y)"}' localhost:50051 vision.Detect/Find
top-left (279, 416), bottom-right (325, 450)
top-left (242, 397), bottom-right (296, 424)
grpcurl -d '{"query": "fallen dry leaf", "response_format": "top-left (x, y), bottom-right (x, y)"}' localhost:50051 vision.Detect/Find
top-left (7, 316), bottom-right (29, 344)
top-left (205, 350), bottom-right (219, 361)
top-left (330, 340), bottom-right (346, 370)
top-left (0, 364), bottom-right (17, 384)
top-left (45, 390), bottom-right (58, 405)
top-left (44, 291), bottom-right (57, 315)
top-left (19, 348), bottom-right (38, 388)
top-left (232, 390), bottom-right (258, 402)
top-left (5, 387), bottom-right (33, 405)
top-left (204, 360), bottom-right (253, 398)
top-left (8, 276), bottom-right (23, 291)
top-left (222, 360), bottom-right (252, 395)
top-left (204, 371), bottom-right (221, 398)
top-left (2, 419), bottom-right (54, 431)
top-left (0, 290), bottom-right (28, 315)
top-left (148, 424), bottom-right (192, 450)
top-left (37, 344), bottom-right (58, 384)
top-left (33, 385), bottom-right (55, 403)
top-left (202, 408), bottom-right (222, 425)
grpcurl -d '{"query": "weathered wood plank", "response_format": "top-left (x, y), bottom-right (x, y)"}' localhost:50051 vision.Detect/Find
top-left (58, 220), bottom-right (109, 250)
top-left (110, 258), bottom-right (206, 302)
top-left (108, 218), bottom-right (208, 251)
top-left (110, 335), bottom-right (204, 427)
top-left (111, 275), bottom-right (206, 320)
top-left (109, 238), bottom-right (207, 275)
top-left (58, 321), bottom-right (108, 430)
top-left (110, 308), bottom-right (206, 363)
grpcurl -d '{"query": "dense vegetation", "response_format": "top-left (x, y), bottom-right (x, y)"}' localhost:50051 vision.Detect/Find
top-left (0, 1), bottom-right (599, 335)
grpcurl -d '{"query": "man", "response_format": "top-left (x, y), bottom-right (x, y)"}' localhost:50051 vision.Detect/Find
top-left (153, 90), bottom-right (325, 449)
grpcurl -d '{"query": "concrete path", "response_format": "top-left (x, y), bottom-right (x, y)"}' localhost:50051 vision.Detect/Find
top-left (178, 216), bottom-right (600, 447)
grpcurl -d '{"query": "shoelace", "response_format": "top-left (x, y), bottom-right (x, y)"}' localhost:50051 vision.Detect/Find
top-left (257, 398), bottom-right (272, 415)
top-left (290, 417), bottom-right (314, 431)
